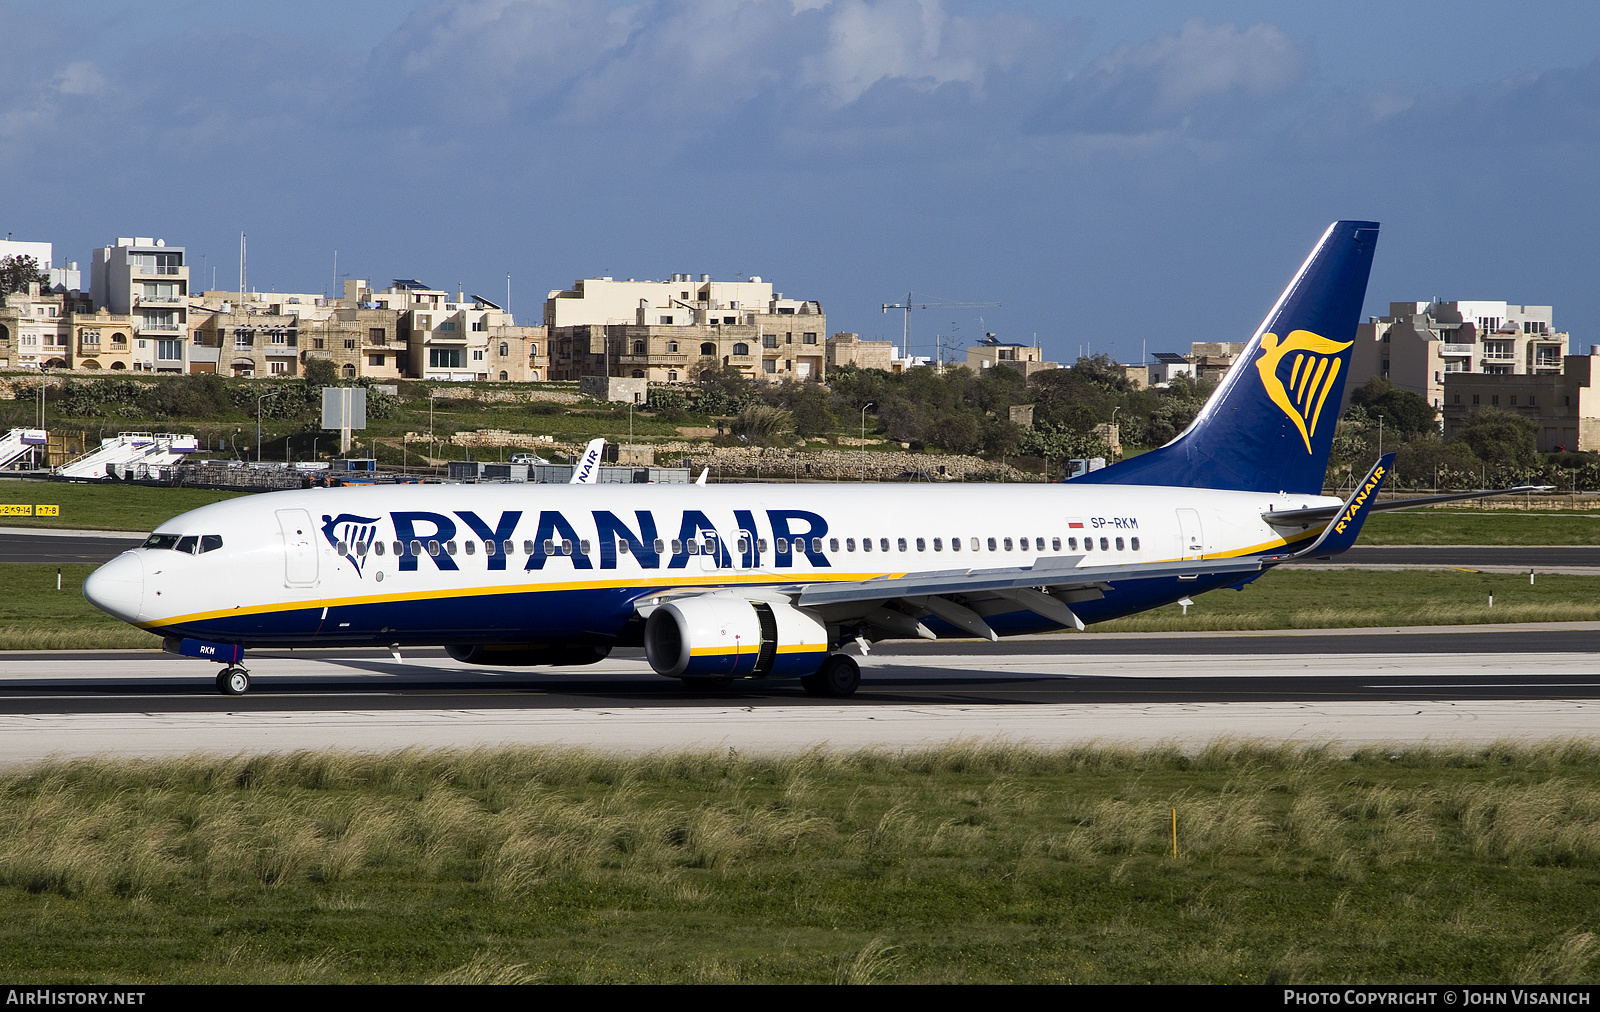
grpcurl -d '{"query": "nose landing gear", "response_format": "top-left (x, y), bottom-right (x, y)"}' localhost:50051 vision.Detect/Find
top-left (216, 666), bottom-right (251, 696)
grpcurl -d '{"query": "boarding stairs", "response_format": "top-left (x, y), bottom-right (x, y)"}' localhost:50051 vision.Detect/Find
top-left (0, 429), bottom-right (47, 470)
top-left (57, 432), bottom-right (200, 480)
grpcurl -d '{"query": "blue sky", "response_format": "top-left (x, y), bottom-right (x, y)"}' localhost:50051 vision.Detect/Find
top-left (3, 1), bottom-right (1597, 365)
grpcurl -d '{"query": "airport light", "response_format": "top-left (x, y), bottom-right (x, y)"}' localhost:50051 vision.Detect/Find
top-left (256, 391), bottom-right (277, 463)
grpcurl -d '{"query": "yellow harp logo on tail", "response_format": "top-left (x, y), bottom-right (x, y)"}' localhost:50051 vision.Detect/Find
top-left (1255, 330), bottom-right (1353, 454)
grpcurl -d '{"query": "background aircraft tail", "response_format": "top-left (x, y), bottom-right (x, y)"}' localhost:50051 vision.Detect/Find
top-left (1074, 220), bottom-right (1379, 495)
top-left (570, 438), bottom-right (606, 484)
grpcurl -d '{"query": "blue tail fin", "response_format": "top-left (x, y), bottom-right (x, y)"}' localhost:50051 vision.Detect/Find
top-left (1075, 220), bottom-right (1379, 494)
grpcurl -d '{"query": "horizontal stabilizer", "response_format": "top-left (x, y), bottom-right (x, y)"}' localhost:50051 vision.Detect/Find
top-left (1265, 453), bottom-right (1393, 561)
top-left (1263, 485), bottom-right (1554, 525)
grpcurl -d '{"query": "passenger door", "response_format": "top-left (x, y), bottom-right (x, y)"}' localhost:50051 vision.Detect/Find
top-left (277, 508), bottom-right (320, 587)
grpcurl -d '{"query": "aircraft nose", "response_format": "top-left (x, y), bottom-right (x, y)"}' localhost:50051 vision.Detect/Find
top-left (83, 552), bottom-right (144, 623)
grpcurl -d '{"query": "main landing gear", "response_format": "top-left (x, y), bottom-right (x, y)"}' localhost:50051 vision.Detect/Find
top-left (216, 666), bottom-right (251, 696)
top-left (800, 654), bottom-right (860, 698)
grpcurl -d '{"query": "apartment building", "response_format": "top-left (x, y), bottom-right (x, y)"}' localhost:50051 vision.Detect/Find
top-left (1349, 301), bottom-right (1568, 411)
top-left (0, 284), bottom-right (133, 370)
top-left (544, 274), bottom-right (826, 382)
top-left (1442, 351), bottom-right (1600, 452)
top-left (90, 238), bottom-right (190, 373)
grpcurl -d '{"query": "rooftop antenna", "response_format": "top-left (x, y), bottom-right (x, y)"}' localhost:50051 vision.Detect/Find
top-left (239, 232), bottom-right (246, 301)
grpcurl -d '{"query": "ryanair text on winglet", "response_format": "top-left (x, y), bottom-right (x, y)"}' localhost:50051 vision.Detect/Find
top-left (1333, 464), bottom-right (1386, 535)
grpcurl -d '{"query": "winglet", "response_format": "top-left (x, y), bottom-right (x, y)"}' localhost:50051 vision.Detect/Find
top-left (696, 467), bottom-right (709, 486)
top-left (1268, 453), bottom-right (1395, 561)
top-left (569, 438), bottom-right (605, 484)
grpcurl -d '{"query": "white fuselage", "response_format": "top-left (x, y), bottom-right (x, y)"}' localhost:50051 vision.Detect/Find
top-left (84, 481), bottom-right (1336, 649)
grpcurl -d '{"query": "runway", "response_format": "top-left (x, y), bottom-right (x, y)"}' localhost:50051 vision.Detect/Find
top-left (1, 624), bottom-right (1598, 763)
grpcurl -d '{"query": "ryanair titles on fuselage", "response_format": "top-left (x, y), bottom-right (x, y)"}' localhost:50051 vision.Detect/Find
top-left (327, 508), bottom-right (835, 576)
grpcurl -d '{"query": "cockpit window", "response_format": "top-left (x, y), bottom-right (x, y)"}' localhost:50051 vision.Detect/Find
top-left (144, 533), bottom-right (224, 553)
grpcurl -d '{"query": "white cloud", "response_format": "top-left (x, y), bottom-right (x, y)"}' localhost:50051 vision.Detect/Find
top-left (1045, 19), bottom-right (1307, 135)
top-left (54, 62), bottom-right (106, 97)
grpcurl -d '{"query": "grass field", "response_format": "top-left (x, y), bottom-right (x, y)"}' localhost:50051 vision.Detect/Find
top-left (1359, 508), bottom-right (1600, 545)
top-left (12, 565), bottom-right (1599, 651)
top-left (0, 480), bottom-right (245, 533)
top-left (4, 743), bottom-right (1600, 983)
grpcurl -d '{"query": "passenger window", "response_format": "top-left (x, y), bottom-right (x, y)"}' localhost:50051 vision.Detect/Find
top-left (395, 541), bottom-right (406, 556)
top-left (1100, 537), bottom-right (1109, 550)
top-left (580, 540), bottom-right (592, 555)
top-left (897, 538), bottom-right (907, 552)
top-left (777, 538), bottom-right (790, 554)
top-left (542, 539), bottom-right (555, 555)
top-left (446, 540), bottom-right (458, 555)
top-left (1069, 537), bottom-right (1077, 550)
top-left (561, 540), bottom-right (574, 556)
top-left (1036, 538), bottom-right (1045, 551)
top-left (847, 538), bottom-right (856, 552)
top-left (1081, 539), bottom-right (1090, 552)
top-left (862, 538), bottom-right (872, 552)
top-left (987, 537), bottom-right (997, 551)
top-left (1131, 537), bottom-right (1140, 551)
top-left (176, 535), bottom-right (199, 554)
top-left (502, 541), bottom-right (514, 555)
top-left (758, 539), bottom-right (768, 553)
top-left (200, 534), bottom-right (224, 554)
top-left (356, 540), bottom-right (368, 557)
top-left (465, 541), bottom-right (476, 555)
top-left (1003, 538), bottom-right (1012, 551)
top-left (1116, 537), bottom-right (1124, 551)
top-left (916, 538), bottom-right (925, 552)
top-left (524, 540), bottom-right (536, 555)
top-left (336, 540), bottom-right (348, 555)
top-left (482, 541), bottom-right (494, 555)
top-left (951, 538), bottom-right (960, 552)
top-left (811, 537), bottom-right (823, 553)
top-left (736, 538), bottom-right (748, 554)
top-left (880, 538), bottom-right (889, 552)
top-left (933, 538), bottom-right (942, 551)
top-left (428, 540), bottom-right (441, 556)
top-left (1051, 538), bottom-right (1061, 551)
top-left (829, 538), bottom-right (839, 552)
top-left (373, 541), bottom-right (385, 557)
top-left (686, 540), bottom-right (699, 555)
top-left (618, 540), bottom-right (631, 555)
top-left (410, 540), bottom-right (423, 556)
top-left (704, 535), bottom-right (718, 553)
top-left (970, 538), bottom-right (979, 551)
top-left (653, 539), bottom-right (666, 554)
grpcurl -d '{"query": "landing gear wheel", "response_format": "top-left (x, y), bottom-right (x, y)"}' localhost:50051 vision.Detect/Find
top-left (801, 654), bottom-right (860, 698)
top-left (217, 667), bottom-right (251, 696)
top-left (681, 676), bottom-right (734, 691)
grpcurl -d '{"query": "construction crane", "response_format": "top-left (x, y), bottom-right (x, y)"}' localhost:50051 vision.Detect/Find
top-left (881, 292), bottom-right (1000, 364)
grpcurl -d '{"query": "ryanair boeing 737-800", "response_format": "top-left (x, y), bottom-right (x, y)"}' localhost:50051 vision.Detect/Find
top-left (79, 221), bottom-right (1528, 697)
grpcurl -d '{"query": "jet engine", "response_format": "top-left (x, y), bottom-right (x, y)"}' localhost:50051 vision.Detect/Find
top-left (644, 596), bottom-right (828, 679)
top-left (445, 644), bottom-right (611, 666)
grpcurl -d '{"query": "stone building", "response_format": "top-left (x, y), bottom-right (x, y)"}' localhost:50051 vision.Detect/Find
top-left (1349, 301), bottom-right (1568, 412)
top-left (966, 336), bottom-right (1058, 377)
top-left (825, 332), bottom-right (893, 372)
top-left (0, 284), bottom-right (133, 371)
top-left (1442, 351), bottom-right (1600, 452)
top-left (544, 273), bottom-right (826, 383)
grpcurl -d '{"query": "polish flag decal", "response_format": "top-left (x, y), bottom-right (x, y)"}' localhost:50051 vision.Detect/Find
top-left (1066, 518), bottom-right (1085, 529)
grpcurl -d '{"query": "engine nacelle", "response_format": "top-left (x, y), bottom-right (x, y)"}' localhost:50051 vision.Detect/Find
top-left (644, 596), bottom-right (828, 679)
top-left (445, 644), bottom-right (611, 667)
